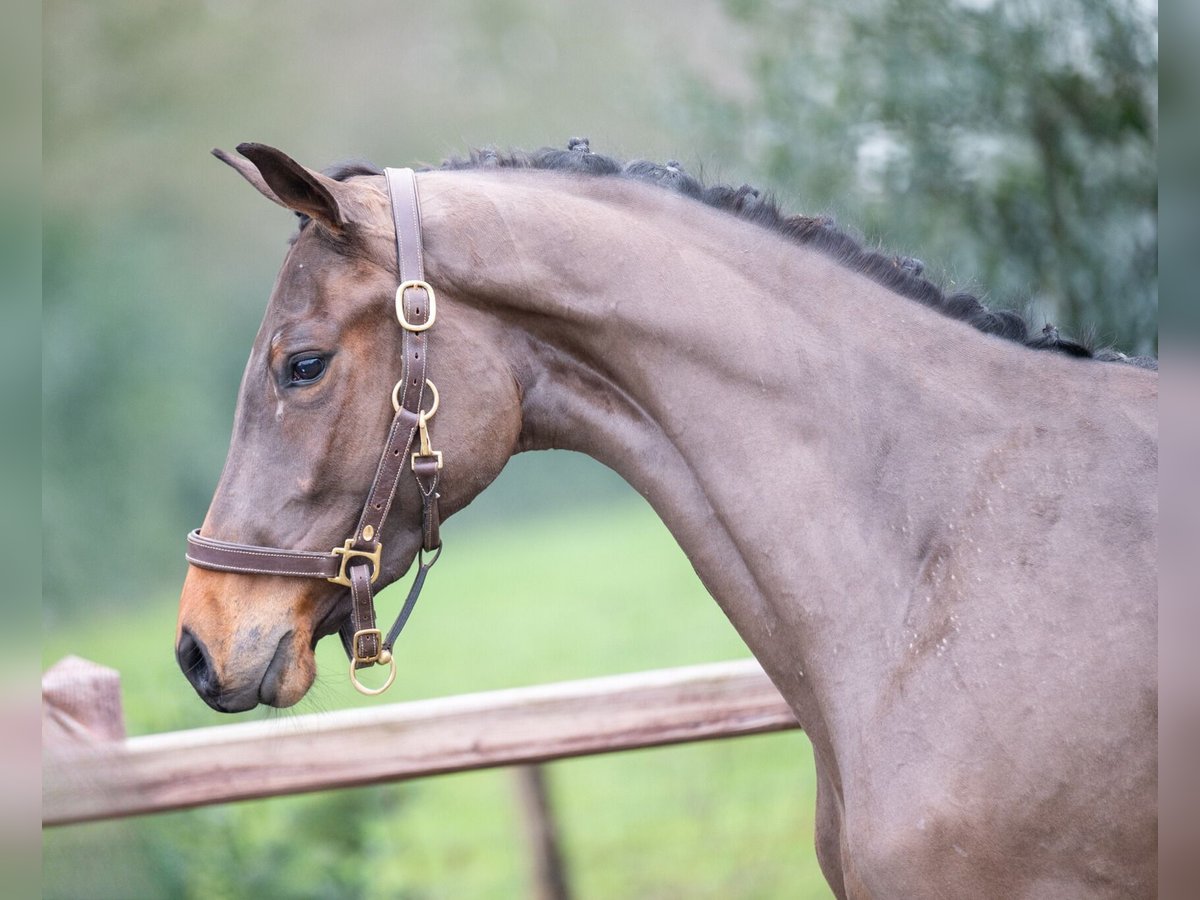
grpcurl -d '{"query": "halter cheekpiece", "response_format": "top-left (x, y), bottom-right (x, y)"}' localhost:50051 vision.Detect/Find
top-left (185, 167), bottom-right (444, 695)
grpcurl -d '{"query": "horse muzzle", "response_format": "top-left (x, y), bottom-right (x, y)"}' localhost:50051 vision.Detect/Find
top-left (176, 626), bottom-right (297, 711)
top-left (176, 568), bottom-right (325, 711)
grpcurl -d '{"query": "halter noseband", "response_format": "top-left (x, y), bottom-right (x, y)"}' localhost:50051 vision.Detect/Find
top-left (185, 167), bottom-right (443, 696)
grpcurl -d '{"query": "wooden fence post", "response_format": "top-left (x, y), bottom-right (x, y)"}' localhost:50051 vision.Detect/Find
top-left (42, 655), bottom-right (125, 746)
top-left (513, 764), bottom-right (571, 900)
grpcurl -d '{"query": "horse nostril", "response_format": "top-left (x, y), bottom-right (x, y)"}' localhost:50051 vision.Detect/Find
top-left (177, 628), bottom-right (219, 700)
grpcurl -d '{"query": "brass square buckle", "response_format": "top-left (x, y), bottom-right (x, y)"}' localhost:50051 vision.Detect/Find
top-left (351, 628), bottom-right (383, 665)
top-left (328, 539), bottom-right (382, 587)
top-left (411, 449), bottom-right (444, 471)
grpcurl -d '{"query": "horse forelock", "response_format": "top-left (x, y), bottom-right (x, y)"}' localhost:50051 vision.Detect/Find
top-left (295, 140), bottom-right (1155, 369)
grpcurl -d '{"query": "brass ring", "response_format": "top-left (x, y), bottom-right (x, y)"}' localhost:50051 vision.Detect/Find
top-left (392, 378), bottom-right (439, 417)
top-left (349, 653), bottom-right (397, 696)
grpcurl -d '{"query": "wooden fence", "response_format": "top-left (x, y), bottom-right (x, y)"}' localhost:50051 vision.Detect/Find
top-left (42, 655), bottom-right (800, 827)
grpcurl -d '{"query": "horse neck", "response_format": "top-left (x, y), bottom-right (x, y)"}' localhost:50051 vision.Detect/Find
top-left (419, 170), bottom-right (1030, 722)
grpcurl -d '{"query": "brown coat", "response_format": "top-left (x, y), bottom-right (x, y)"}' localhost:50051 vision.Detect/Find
top-left (179, 147), bottom-right (1157, 898)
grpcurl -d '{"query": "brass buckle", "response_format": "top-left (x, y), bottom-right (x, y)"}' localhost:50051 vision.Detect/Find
top-left (350, 628), bottom-right (383, 665)
top-left (412, 449), bottom-right (444, 470)
top-left (328, 539), bottom-right (382, 587)
top-left (395, 280), bottom-right (437, 332)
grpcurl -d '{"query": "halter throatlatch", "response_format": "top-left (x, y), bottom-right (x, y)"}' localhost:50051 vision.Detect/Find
top-left (185, 167), bottom-right (444, 696)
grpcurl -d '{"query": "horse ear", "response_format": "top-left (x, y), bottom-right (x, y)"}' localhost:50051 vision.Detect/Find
top-left (212, 147), bottom-right (287, 208)
top-left (221, 142), bottom-right (346, 232)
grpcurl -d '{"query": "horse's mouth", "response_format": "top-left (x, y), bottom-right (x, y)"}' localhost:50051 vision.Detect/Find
top-left (189, 629), bottom-right (295, 713)
top-left (257, 629), bottom-right (293, 706)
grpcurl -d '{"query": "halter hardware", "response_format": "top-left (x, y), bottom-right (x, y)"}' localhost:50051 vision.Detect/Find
top-left (350, 628), bottom-right (385, 664)
top-left (348, 638), bottom-right (396, 695)
top-left (328, 539), bottom-right (382, 588)
top-left (395, 378), bottom-right (439, 416)
top-left (185, 167), bottom-right (444, 698)
top-left (395, 279), bottom-right (436, 331)
top-left (413, 410), bottom-right (443, 470)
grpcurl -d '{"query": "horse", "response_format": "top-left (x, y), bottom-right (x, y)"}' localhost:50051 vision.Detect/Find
top-left (176, 140), bottom-right (1157, 898)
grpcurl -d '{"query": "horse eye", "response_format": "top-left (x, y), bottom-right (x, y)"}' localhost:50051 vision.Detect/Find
top-left (289, 356), bottom-right (326, 385)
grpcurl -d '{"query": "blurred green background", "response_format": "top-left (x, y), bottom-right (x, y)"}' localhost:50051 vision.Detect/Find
top-left (42, 1), bottom-right (1156, 897)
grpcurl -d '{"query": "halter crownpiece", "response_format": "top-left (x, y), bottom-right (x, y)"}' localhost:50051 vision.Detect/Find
top-left (185, 167), bottom-right (444, 696)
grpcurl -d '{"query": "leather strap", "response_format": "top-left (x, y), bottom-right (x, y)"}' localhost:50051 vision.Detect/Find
top-left (186, 166), bottom-right (445, 686)
top-left (385, 545), bottom-right (441, 647)
top-left (186, 529), bottom-right (341, 578)
top-left (349, 562), bottom-right (379, 663)
top-left (341, 167), bottom-right (441, 666)
top-left (413, 455), bottom-right (442, 552)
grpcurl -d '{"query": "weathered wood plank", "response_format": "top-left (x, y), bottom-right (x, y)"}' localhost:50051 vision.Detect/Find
top-left (43, 659), bottom-right (800, 826)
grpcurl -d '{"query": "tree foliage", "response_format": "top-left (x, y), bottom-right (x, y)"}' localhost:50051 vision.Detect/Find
top-left (684, 0), bottom-right (1157, 354)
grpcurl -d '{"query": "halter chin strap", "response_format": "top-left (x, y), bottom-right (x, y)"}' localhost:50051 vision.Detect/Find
top-left (185, 166), bottom-right (443, 695)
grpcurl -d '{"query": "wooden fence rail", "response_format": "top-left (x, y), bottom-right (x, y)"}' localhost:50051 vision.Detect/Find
top-left (43, 656), bottom-right (800, 826)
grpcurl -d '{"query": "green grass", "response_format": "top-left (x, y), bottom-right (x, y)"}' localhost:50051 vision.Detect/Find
top-left (43, 498), bottom-right (829, 898)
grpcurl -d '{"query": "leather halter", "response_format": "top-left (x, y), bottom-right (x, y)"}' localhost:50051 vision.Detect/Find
top-left (185, 167), bottom-right (443, 695)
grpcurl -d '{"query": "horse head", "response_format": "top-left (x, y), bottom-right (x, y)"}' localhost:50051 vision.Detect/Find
top-left (176, 144), bottom-right (520, 711)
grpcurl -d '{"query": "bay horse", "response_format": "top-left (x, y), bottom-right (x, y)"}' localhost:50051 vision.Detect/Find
top-left (177, 140), bottom-right (1157, 898)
